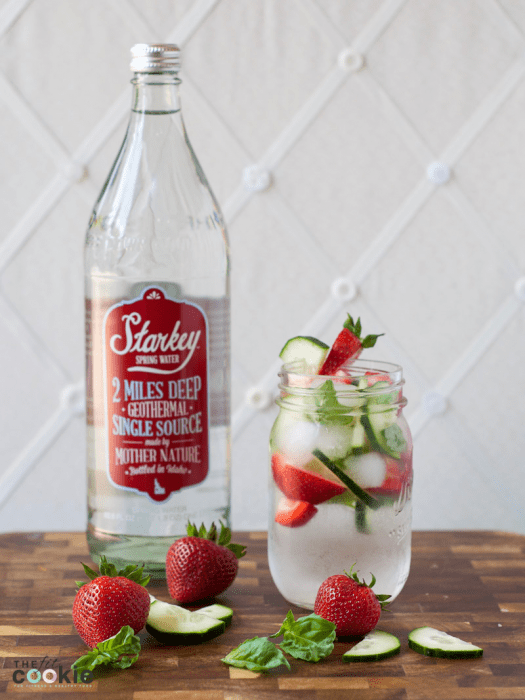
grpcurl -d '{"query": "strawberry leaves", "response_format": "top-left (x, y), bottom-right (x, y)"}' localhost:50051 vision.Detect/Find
top-left (343, 314), bottom-right (384, 350)
top-left (76, 556), bottom-right (150, 589)
top-left (345, 564), bottom-right (391, 611)
top-left (319, 315), bottom-right (383, 376)
top-left (185, 521), bottom-right (246, 560)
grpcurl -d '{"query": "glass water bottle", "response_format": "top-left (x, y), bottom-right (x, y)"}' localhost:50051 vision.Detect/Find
top-left (84, 44), bottom-right (230, 576)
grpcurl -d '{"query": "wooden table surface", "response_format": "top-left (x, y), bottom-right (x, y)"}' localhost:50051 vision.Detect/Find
top-left (0, 530), bottom-right (524, 699)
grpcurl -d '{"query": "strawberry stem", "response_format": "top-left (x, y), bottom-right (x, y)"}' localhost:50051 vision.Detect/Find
top-left (343, 564), bottom-right (391, 609)
top-left (343, 314), bottom-right (384, 349)
top-left (76, 556), bottom-right (150, 589)
top-left (185, 520), bottom-right (246, 559)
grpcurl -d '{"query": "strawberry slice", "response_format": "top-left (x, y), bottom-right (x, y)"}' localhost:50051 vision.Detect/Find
top-left (271, 453), bottom-right (345, 504)
top-left (369, 458), bottom-right (404, 495)
top-left (319, 315), bottom-right (383, 376)
top-left (275, 497), bottom-right (317, 527)
top-left (365, 371), bottom-right (392, 387)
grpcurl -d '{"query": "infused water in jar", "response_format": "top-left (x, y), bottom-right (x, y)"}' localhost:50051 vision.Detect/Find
top-left (268, 360), bottom-right (413, 609)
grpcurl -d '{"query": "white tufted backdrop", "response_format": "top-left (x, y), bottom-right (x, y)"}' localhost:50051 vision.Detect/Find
top-left (1, 0), bottom-right (524, 534)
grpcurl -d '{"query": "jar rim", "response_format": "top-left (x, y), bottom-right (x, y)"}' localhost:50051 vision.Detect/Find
top-left (277, 358), bottom-right (406, 413)
top-left (279, 358), bottom-right (403, 381)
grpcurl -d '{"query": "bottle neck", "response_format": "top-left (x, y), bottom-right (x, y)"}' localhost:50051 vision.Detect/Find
top-left (131, 73), bottom-right (181, 115)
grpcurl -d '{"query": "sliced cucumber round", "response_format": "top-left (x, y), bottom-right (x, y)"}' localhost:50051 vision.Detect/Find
top-left (279, 336), bottom-right (329, 373)
top-left (196, 604), bottom-right (233, 626)
top-left (146, 599), bottom-right (226, 645)
top-left (408, 627), bottom-right (483, 659)
top-left (361, 414), bottom-right (406, 459)
top-left (354, 500), bottom-right (371, 534)
top-left (343, 630), bottom-right (400, 662)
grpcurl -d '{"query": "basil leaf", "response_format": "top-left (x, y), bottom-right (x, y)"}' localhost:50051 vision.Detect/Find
top-left (270, 611), bottom-right (336, 662)
top-left (315, 381), bottom-right (353, 425)
top-left (383, 424), bottom-right (407, 454)
top-left (72, 626), bottom-right (141, 673)
top-left (222, 636), bottom-right (290, 672)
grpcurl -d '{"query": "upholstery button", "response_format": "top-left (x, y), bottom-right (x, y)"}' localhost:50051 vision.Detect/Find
top-left (331, 277), bottom-right (358, 302)
top-left (246, 387), bottom-right (272, 410)
top-left (338, 48), bottom-right (364, 73)
top-left (243, 164), bottom-right (271, 192)
top-left (427, 161), bottom-right (451, 185)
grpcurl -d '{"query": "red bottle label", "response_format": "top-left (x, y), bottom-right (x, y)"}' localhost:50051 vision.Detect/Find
top-left (103, 287), bottom-right (209, 502)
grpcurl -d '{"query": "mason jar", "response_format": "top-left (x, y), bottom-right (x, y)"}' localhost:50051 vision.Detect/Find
top-left (268, 360), bottom-right (413, 610)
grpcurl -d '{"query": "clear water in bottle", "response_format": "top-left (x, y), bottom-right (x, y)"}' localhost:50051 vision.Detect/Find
top-left (84, 45), bottom-right (230, 576)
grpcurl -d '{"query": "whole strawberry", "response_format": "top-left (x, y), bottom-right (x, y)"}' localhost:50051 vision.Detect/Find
top-left (72, 557), bottom-right (150, 648)
top-left (166, 521), bottom-right (246, 603)
top-left (314, 565), bottom-right (390, 637)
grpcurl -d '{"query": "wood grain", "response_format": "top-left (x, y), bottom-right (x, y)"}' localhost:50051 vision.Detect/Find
top-left (0, 530), bottom-right (524, 699)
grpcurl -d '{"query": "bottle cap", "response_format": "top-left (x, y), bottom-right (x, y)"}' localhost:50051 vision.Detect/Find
top-left (130, 44), bottom-right (181, 73)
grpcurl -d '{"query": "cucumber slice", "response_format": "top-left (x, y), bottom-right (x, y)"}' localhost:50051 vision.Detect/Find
top-left (354, 500), bottom-right (371, 534)
top-left (196, 604), bottom-right (233, 626)
top-left (408, 627), bottom-right (483, 659)
top-left (146, 599), bottom-right (226, 645)
top-left (361, 415), bottom-right (406, 459)
top-left (280, 336), bottom-right (329, 373)
top-left (348, 420), bottom-right (368, 453)
top-left (312, 449), bottom-right (380, 510)
top-left (343, 630), bottom-right (400, 661)
top-left (357, 377), bottom-right (393, 402)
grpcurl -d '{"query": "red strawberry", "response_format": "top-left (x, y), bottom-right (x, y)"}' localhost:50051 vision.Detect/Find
top-left (72, 557), bottom-right (150, 648)
top-left (314, 565), bottom-right (390, 637)
top-left (274, 496), bottom-right (317, 527)
top-left (365, 371), bottom-right (392, 386)
top-left (271, 452), bottom-right (345, 504)
top-left (166, 521), bottom-right (245, 603)
top-left (319, 315), bottom-right (383, 376)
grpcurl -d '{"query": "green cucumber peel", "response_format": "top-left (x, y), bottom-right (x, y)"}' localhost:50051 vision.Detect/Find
top-left (361, 417), bottom-right (407, 460)
top-left (312, 449), bottom-right (380, 510)
top-left (343, 630), bottom-right (401, 662)
top-left (408, 627), bottom-right (483, 659)
top-left (355, 500), bottom-right (371, 534)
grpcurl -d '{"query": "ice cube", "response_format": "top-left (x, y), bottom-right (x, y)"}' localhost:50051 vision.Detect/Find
top-left (314, 422), bottom-right (354, 461)
top-left (278, 418), bottom-right (319, 467)
top-left (342, 452), bottom-right (386, 488)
